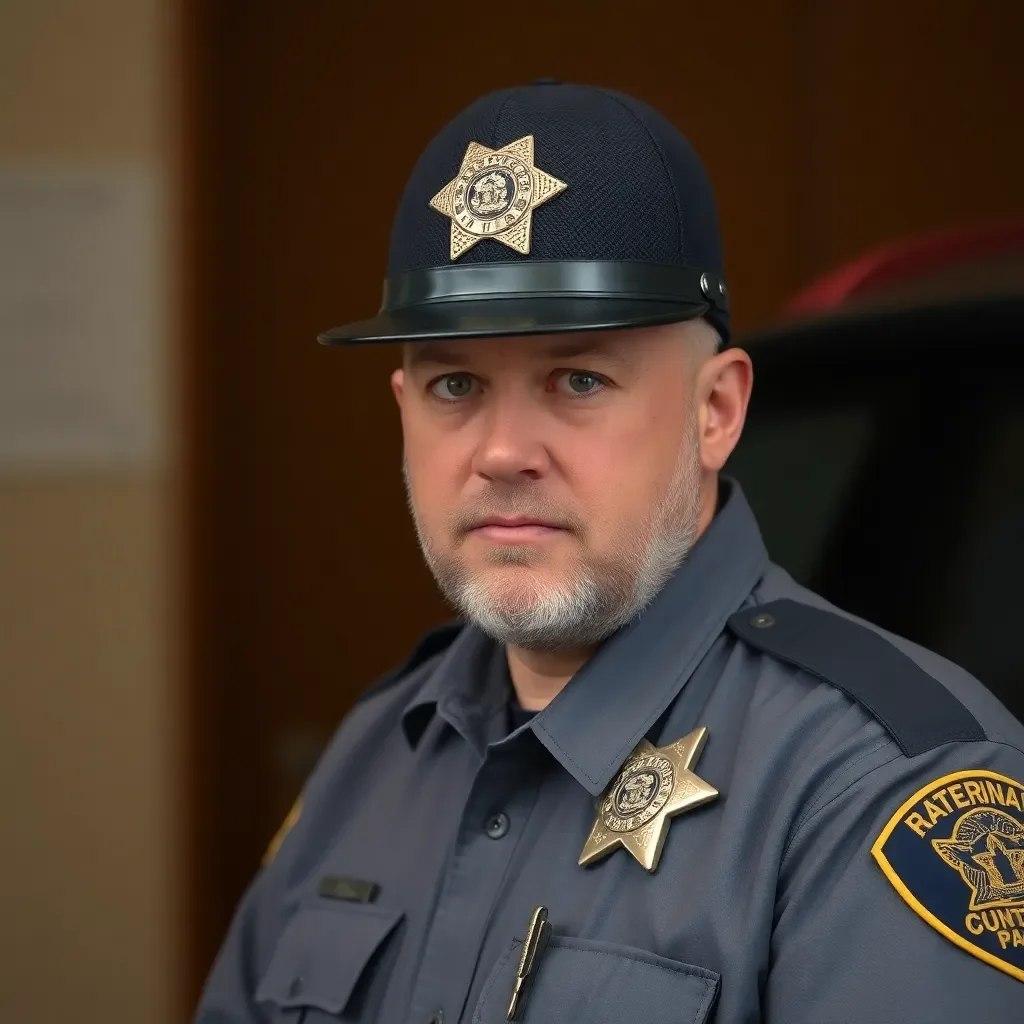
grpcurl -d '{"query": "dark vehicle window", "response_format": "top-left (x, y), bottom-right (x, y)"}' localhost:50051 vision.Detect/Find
top-left (938, 402), bottom-right (1024, 701)
top-left (725, 405), bottom-right (874, 584)
top-left (728, 356), bottom-right (1024, 724)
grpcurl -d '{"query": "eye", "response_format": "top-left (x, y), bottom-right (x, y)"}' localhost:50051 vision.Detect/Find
top-left (429, 373), bottom-right (478, 401)
top-left (555, 370), bottom-right (607, 397)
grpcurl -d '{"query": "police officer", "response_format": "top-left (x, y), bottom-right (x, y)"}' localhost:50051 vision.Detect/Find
top-left (197, 83), bottom-right (1024, 1022)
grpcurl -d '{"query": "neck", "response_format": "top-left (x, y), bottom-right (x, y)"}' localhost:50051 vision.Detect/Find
top-left (506, 644), bottom-right (596, 710)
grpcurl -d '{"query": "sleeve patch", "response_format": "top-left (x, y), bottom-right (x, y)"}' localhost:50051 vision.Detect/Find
top-left (872, 770), bottom-right (1024, 982)
top-left (263, 797), bottom-right (302, 866)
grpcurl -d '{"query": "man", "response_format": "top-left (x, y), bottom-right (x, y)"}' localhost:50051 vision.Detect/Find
top-left (198, 82), bottom-right (1024, 1022)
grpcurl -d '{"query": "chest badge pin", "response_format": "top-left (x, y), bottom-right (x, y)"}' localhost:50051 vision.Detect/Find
top-left (579, 727), bottom-right (719, 872)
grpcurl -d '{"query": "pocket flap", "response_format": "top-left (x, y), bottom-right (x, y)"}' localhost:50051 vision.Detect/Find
top-left (473, 935), bottom-right (720, 1024)
top-left (255, 903), bottom-right (403, 1014)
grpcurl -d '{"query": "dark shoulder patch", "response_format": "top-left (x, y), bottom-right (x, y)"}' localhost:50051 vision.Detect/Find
top-left (355, 621), bottom-right (464, 704)
top-left (727, 599), bottom-right (986, 756)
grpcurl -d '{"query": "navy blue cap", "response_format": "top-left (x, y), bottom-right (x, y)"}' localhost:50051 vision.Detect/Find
top-left (319, 82), bottom-right (730, 346)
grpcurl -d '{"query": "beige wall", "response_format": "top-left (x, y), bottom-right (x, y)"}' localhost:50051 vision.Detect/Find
top-left (0, 2), bottom-right (179, 1021)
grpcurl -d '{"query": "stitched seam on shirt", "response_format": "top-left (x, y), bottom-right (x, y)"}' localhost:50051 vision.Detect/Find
top-left (983, 737), bottom-right (1024, 759)
top-left (782, 750), bottom-right (904, 863)
top-left (473, 943), bottom-right (714, 1019)
top-left (554, 948), bottom-right (716, 1022)
top-left (782, 737), bottom-right (1024, 863)
top-left (691, 977), bottom-right (715, 1024)
top-left (749, 647), bottom-right (986, 752)
top-left (553, 943), bottom-right (716, 980)
top-left (789, 738), bottom-right (894, 834)
top-left (789, 737), bottom-right (1024, 865)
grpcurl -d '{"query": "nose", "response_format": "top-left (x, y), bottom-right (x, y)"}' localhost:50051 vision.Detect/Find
top-left (470, 391), bottom-right (550, 484)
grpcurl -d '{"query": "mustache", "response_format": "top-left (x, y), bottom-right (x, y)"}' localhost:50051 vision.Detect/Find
top-left (449, 495), bottom-right (585, 535)
top-left (400, 457), bottom-right (584, 535)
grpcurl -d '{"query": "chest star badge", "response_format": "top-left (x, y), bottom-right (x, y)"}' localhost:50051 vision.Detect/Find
top-left (429, 135), bottom-right (567, 260)
top-left (579, 727), bottom-right (719, 872)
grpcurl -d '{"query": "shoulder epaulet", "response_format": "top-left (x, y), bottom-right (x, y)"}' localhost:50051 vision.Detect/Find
top-left (727, 599), bottom-right (986, 756)
top-left (355, 621), bottom-right (464, 704)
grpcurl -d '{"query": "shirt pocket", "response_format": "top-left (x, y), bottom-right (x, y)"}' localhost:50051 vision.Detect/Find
top-left (255, 902), bottom-right (404, 1021)
top-left (472, 935), bottom-right (720, 1024)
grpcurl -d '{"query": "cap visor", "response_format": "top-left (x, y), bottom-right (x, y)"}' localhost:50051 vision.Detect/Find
top-left (318, 296), bottom-right (709, 346)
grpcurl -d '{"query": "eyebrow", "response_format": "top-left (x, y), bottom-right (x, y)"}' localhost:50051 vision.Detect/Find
top-left (405, 337), bottom-right (632, 370)
top-left (404, 344), bottom-right (470, 370)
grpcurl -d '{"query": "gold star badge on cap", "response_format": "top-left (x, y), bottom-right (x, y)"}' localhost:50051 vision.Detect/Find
top-left (429, 135), bottom-right (567, 260)
top-left (579, 727), bottom-right (719, 872)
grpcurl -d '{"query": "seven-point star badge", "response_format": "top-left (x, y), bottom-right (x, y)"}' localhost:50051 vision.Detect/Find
top-left (429, 135), bottom-right (567, 260)
top-left (579, 727), bottom-right (719, 872)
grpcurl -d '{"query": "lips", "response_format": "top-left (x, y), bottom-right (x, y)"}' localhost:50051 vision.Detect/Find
top-left (474, 517), bottom-right (560, 529)
top-left (467, 517), bottom-right (568, 544)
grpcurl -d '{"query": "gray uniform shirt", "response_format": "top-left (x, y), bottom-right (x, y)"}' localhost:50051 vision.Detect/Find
top-left (197, 483), bottom-right (1024, 1022)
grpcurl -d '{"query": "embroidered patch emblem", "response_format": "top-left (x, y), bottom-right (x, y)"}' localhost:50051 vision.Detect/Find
top-left (872, 770), bottom-right (1024, 982)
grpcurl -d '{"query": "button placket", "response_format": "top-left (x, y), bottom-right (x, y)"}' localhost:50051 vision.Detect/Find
top-left (405, 753), bottom-right (540, 1024)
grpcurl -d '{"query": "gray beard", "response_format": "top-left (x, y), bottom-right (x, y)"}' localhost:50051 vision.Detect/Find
top-left (403, 423), bottom-right (704, 652)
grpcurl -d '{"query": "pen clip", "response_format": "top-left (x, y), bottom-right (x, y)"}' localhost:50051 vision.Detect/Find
top-left (507, 906), bottom-right (551, 1021)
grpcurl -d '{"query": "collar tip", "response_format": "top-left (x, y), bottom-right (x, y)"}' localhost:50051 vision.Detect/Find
top-left (400, 707), bottom-right (433, 748)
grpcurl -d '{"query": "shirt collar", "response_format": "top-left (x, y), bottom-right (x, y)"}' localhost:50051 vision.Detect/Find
top-left (533, 479), bottom-right (768, 794)
top-left (401, 479), bottom-right (769, 790)
top-left (401, 622), bottom-right (510, 753)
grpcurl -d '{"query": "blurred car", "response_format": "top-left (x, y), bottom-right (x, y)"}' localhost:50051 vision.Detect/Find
top-left (727, 222), bottom-right (1024, 723)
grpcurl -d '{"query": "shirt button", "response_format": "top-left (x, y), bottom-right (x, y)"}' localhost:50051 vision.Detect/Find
top-left (288, 975), bottom-right (304, 998)
top-left (428, 1012), bottom-right (444, 1024)
top-left (485, 812), bottom-right (511, 839)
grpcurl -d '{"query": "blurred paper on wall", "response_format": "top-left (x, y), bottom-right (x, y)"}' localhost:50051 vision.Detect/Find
top-left (0, 166), bottom-right (164, 471)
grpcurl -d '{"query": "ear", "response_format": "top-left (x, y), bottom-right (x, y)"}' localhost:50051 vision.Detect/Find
top-left (391, 367), bottom-right (405, 408)
top-left (696, 348), bottom-right (753, 472)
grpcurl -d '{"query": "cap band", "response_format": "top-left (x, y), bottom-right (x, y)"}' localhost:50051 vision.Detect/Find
top-left (381, 260), bottom-right (728, 314)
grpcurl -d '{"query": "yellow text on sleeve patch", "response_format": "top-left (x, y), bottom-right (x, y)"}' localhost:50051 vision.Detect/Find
top-left (872, 770), bottom-right (1024, 983)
